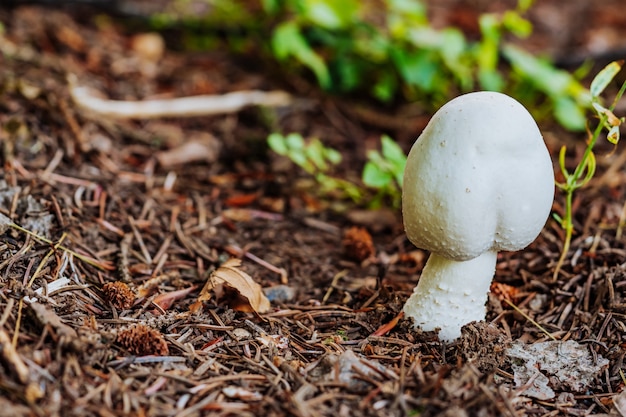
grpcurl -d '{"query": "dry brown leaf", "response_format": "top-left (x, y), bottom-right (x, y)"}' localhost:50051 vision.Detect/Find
top-left (199, 259), bottom-right (270, 313)
top-left (153, 286), bottom-right (197, 311)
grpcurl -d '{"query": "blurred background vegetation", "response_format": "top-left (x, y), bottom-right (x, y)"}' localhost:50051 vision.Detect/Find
top-left (146, 0), bottom-right (593, 131)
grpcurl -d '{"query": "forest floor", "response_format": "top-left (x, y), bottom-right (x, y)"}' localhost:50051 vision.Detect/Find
top-left (2, 1), bottom-right (626, 416)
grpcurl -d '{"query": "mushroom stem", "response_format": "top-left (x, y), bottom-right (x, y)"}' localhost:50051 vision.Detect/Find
top-left (403, 250), bottom-right (498, 341)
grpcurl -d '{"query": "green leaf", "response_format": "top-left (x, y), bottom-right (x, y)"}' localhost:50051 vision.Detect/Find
top-left (392, 49), bottom-right (439, 92)
top-left (476, 14), bottom-right (502, 90)
top-left (558, 145), bottom-right (569, 180)
top-left (372, 72), bottom-right (397, 102)
top-left (271, 22), bottom-right (331, 89)
top-left (285, 132), bottom-right (306, 150)
top-left (325, 147), bottom-right (342, 165)
top-left (502, 11), bottom-right (532, 38)
top-left (380, 135), bottom-right (407, 185)
top-left (387, 0), bottom-right (426, 20)
top-left (503, 45), bottom-right (572, 97)
top-left (478, 68), bottom-right (504, 91)
top-left (387, 0), bottom-right (427, 37)
top-left (580, 151), bottom-right (597, 186)
top-left (302, 0), bottom-right (357, 29)
top-left (267, 133), bottom-right (288, 155)
top-left (362, 162), bottom-right (392, 188)
top-left (440, 29), bottom-right (472, 90)
top-left (554, 97), bottom-right (586, 131)
top-left (590, 61), bottom-right (622, 99)
top-left (517, 0), bottom-right (535, 13)
top-left (261, 0), bottom-right (281, 14)
top-left (306, 139), bottom-right (329, 171)
top-left (381, 135), bottom-right (404, 163)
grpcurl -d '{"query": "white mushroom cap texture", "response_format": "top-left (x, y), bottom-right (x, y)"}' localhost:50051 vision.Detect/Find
top-left (402, 91), bottom-right (554, 261)
top-left (402, 91), bottom-right (554, 341)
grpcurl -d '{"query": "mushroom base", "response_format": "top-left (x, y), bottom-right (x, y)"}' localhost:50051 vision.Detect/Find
top-left (403, 250), bottom-right (498, 341)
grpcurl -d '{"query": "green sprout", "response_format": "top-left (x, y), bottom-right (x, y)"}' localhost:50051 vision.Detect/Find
top-left (553, 61), bottom-right (626, 280)
top-left (267, 132), bottom-right (363, 201)
top-left (267, 133), bottom-right (407, 207)
top-left (362, 135), bottom-right (406, 208)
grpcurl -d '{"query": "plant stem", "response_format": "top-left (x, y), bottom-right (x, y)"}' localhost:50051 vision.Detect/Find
top-left (552, 189), bottom-right (573, 281)
top-left (553, 77), bottom-right (626, 280)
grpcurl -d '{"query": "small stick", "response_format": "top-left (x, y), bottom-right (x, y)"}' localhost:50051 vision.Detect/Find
top-left (69, 78), bottom-right (292, 119)
top-left (225, 244), bottom-right (288, 283)
top-left (128, 216), bottom-right (152, 264)
top-left (0, 328), bottom-right (30, 383)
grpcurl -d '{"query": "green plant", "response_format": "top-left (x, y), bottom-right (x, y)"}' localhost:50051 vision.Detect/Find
top-left (267, 133), bottom-right (407, 207)
top-left (553, 61), bottom-right (626, 280)
top-left (149, 0), bottom-right (590, 131)
top-left (263, 0), bottom-right (589, 130)
top-left (267, 132), bottom-right (363, 201)
top-left (362, 135), bottom-right (406, 207)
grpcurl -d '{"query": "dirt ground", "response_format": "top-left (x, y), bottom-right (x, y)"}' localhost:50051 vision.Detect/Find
top-left (1, 1), bottom-right (626, 416)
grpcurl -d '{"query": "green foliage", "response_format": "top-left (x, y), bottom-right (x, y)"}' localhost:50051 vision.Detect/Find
top-left (268, 133), bottom-right (407, 207)
top-left (267, 132), bottom-right (363, 201)
top-left (272, 22), bottom-right (331, 89)
top-left (149, 0), bottom-right (592, 130)
top-left (553, 61), bottom-right (626, 280)
top-left (502, 45), bottom-right (590, 130)
top-left (261, 0), bottom-right (588, 130)
top-left (362, 135), bottom-right (406, 207)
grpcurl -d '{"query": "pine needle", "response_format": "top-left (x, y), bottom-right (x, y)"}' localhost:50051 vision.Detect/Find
top-left (503, 299), bottom-right (557, 341)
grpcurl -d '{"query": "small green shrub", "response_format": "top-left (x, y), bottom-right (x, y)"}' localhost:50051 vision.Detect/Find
top-left (267, 132), bottom-right (363, 201)
top-left (362, 135), bottom-right (406, 207)
top-left (267, 132), bottom-right (406, 207)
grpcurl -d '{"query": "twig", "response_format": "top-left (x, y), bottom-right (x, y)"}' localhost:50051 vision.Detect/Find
top-left (9, 221), bottom-right (113, 270)
top-left (69, 77), bottom-right (292, 119)
top-left (225, 244), bottom-right (288, 283)
top-left (322, 270), bottom-right (349, 304)
top-left (0, 329), bottom-right (30, 384)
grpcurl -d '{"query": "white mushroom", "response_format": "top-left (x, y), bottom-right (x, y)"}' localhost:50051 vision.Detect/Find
top-left (402, 91), bottom-right (554, 341)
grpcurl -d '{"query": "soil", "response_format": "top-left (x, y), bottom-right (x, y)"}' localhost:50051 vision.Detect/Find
top-left (1, 2), bottom-right (626, 417)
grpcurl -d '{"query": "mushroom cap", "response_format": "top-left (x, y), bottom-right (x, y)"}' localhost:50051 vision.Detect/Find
top-left (402, 91), bottom-right (554, 261)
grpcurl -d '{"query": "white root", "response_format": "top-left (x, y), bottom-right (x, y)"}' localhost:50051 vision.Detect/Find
top-left (68, 77), bottom-right (293, 119)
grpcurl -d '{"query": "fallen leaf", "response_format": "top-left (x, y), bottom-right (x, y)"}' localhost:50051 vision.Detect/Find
top-left (153, 286), bottom-right (197, 311)
top-left (199, 259), bottom-right (270, 313)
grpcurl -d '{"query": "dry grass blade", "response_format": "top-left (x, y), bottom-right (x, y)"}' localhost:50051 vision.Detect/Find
top-left (503, 299), bottom-right (557, 341)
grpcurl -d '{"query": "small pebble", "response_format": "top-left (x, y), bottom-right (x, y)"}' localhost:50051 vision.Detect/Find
top-left (263, 285), bottom-right (296, 303)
